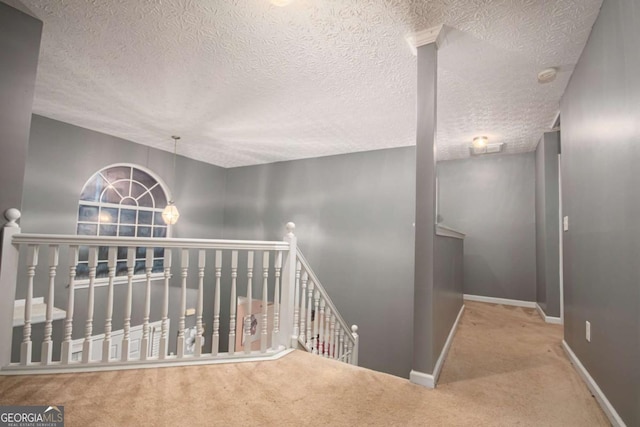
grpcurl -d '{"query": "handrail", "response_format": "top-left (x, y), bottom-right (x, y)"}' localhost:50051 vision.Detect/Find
top-left (12, 234), bottom-right (290, 252)
top-left (296, 250), bottom-right (353, 343)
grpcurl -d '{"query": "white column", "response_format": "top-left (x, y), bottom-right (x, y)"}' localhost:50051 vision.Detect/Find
top-left (212, 250), bottom-right (221, 356)
top-left (177, 249), bottom-right (189, 358)
top-left (0, 209), bottom-right (21, 369)
top-left (195, 249), bottom-right (206, 357)
top-left (41, 245), bottom-right (59, 365)
top-left (61, 246), bottom-right (78, 364)
top-left (312, 289), bottom-right (320, 355)
top-left (228, 250), bottom-right (238, 354)
top-left (260, 251), bottom-right (269, 353)
top-left (20, 244), bottom-right (39, 365)
top-left (102, 247), bottom-right (117, 363)
top-left (243, 251), bottom-right (254, 355)
top-left (272, 250), bottom-right (282, 350)
top-left (159, 249), bottom-right (172, 359)
top-left (81, 247), bottom-right (98, 364)
top-left (140, 247), bottom-right (154, 360)
top-left (121, 247), bottom-right (135, 362)
top-left (280, 222), bottom-right (297, 348)
top-left (297, 263), bottom-right (305, 345)
top-left (305, 278), bottom-right (313, 349)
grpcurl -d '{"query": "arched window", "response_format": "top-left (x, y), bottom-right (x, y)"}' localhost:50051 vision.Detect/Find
top-left (76, 164), bottom-right (170, 280)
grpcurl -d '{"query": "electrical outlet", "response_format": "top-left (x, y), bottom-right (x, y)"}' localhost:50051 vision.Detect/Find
top-left (586, 321), bottom-right (591, 342)
top-left (563, 216), bottom-right (569, 231)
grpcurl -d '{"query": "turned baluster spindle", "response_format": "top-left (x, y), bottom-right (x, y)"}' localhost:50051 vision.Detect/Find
top-left (121, 247), bottom-right (135, 362)
top-left (312, 290), bottom-right (320, 354)
top-left (298, 264), bottom-right (306, 345)
top-left (81, 246), bottom-right (98, 364)
top-left (244, 251), bottom-right (254, 355)
top-left (61, 246), bottom-right (78, 364)
top-left (322, 306), bottom-right (330, 358)
top-left (140, 247), bottom-right (154, 360)
top-left (260, 251), bottom-right (269, 353)
top-left (330, 314), bottom-right (336, 359)
top-left (195, 250), bottom-right (206, 357)
top-left (20, 245), bottom-right (39, 366)
top-left (292, 259), bottom-right (301, 341)
top-left (338, 328), bottom-right (344, 361)
top-left (272, 251), bottom-right (282, 350)
top-left (317, 298), bottom-right (326, 356)
top-left (307, 280), bottom-right (315, 350)
top-left (102, 247), bottom-right (117, 363)
top-left (210, 250), bottom-right (222, 356)
top-left (228, 250), bottom-right (238, 354)
top-left (41, 245), bottom-right (59, 365)
top-left (343, 330), bottom-right (350, 363)
top-left (177, 249), bottom-right (189, 358)
top-left (159, 249), bottom-right (172, 359)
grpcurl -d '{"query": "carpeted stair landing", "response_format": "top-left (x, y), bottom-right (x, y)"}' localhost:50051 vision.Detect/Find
top-left (0, 301), bottom-right (609, 426)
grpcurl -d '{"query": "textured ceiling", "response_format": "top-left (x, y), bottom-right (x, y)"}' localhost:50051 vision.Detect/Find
top-left (22, 0), bottom-right (602, 167)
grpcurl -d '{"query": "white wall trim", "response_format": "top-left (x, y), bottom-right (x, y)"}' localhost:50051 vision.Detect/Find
top-left (535, 303), bottom-right (562, 325)
top-left (463, 294), bottom-right (536, 308)
top-left (411, 304), bottom-right (465, 389)
top-left (562, 341), bottom-right (627, 427)
top-left (435, 224), bottom-right (465, 239)
top-left (405, 24), bottom-right (444, 55)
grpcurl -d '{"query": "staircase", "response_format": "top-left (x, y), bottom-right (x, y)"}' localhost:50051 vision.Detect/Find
top-left (0, 208), bottom-right (358, 374)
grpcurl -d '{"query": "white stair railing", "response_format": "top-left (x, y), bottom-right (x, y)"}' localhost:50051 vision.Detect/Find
top-left (0, 210), bottom-right (359, 374)
top-left (293, 251), bottom-right (359, 365)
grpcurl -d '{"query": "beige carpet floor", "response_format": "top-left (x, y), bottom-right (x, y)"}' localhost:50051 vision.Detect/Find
top-left (0, 301), bottom-right (609, 426)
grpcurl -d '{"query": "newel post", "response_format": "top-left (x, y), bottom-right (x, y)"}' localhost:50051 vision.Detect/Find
top-left (0, 209), bottom-right (21, 368)
top-left (351, 325), bottom-right (359, 366)
top-left (279, 222), bottom-right (297, 349)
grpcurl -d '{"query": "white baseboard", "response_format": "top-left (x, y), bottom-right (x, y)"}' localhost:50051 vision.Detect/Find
top-left (562, 340), bottom-right (627, 427)
top-left (463, 294), bottom-right (536, 308)
top-left (535, 303), bottom-right (562, 325)
top-left (410, 304), bottom-right (465, 389)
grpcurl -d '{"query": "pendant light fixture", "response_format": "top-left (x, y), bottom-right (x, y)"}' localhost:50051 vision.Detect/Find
top-left (162, 135), bottom-right (181, 225)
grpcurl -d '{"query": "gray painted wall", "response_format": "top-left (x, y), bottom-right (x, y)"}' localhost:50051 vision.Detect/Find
top-left (535, 132), bottom-right (560, 317)
top-left (560, 0), bottom-right (640, 424)
top-left (0, 2), bottom-right (41, 222)
top-left (438, 153), bottom-right (536, 301)
top-left (17, 115), bottom-right (226, 358)
top-left (224, 147), bottom-right (416, 378)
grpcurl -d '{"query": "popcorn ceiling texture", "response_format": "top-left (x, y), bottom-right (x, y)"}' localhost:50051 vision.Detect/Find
top-left (23, 0), bottom-right (601, 167)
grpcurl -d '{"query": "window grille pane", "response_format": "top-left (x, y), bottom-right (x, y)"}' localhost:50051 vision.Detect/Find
top-left (151, 185), bottom-right (167, 207)
top-left (111, 179), bottom-right (130, 198)
top-left (102, 187), bottom-right (122, 204)
top-left (152, 259), bottom-right (164, 273)
top-left (138, 193), bottom-right (153, 208)
top-left (130, 182), bottom-right (147, 199)
top-left (138, 211), bottom-right (153, 225)
top-left (80, 175), bottom-right (108, 202)
top-left (77, 224), bottom-right (98, 236)
top-left (136, 247), bottom-right (147, 258)
top-left (117, 247), bottom-right (128, 260)
top-left (98, 246), bottom-right (109, 260)
top-left (153, 227), bottom-right (167, 238)
top-left (154, 212), bottom-right (165, 226)
top-left (99, 225), bottom-right (117, 236)
top-left (76, 263), bottom-right (89, 279)
top-left (132, 168), bottom-right (156, 190)
top-left (134, 261), bottom-right (145, 275)
top-left (78, 205), bottom-right (99, 222)
top-left (138, 226), bottom-right (152, 237)
top-left (101, 207), bottom-right (118, 224)
top-left (121, 197), bottom-right (137, 206)
top-left (116, 261), bottom-right (128, 276)
top-left (154, 247), bottom-right (164, 257)
top-left (78, 246), bottom-right (89, 262)
top-left (120, 226), bottom-right (135, 237)
top-left (96, 262), bottom-right (109, 278)
top-left (103, 166), bottom-right (131, 184)
top-left (120, 209), bottom-right (136, 225)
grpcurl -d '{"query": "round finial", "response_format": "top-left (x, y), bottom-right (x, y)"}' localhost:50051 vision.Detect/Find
top-left (286, 222), bottom-right (296, 234)
top-left (4, 208), bottom-right (21, 228)
top-left (351, 325), bottom-right (358, 333)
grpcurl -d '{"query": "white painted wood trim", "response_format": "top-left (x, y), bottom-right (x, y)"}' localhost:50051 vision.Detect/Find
top-left (411, 304), bottom-right (465, 389)
top-left (406, 24), bottom-right (445, 55)
top-left (0, 348), bottom-right (295, 376)
top-left (435, 224), bottom-right (465, 239)
top-left (535, 303), bottom-right (562, 325)
top-left (463, 294), bottom-right (537, 308)
top-left (73, 272), bottom-right (164, 289)
top-left (562, 341), bottom-right (627, 427)
top-left (12, 233), bottom-right (289, 252)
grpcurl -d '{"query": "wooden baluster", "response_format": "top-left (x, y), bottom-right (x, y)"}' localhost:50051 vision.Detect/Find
top-left (121, 247), bottom-right (135, 362)
top-left (338, 327), bottom-right (344, 361)
top-left (211, 250), bottom-right (222, 356)
top-left (102, 247), bottom-right (117, 363)
top-left (298, 263), bottom-right (306, 345)
top-left (61, 246), bottom-right (78, 364)
top-left (317, 298), bottom-right (326, 356)
top-left (195, 250), bottom-right (206, 357)
top-left (41, 245), bottom-right (59, 365)
top-left (272, 251), bottom-right (282, 350)
top-left (244, 251), bottom-right (254, 355)
top-left (140, 247), bottom-right (154, 360)
top-left (330, 315), bottom-right (337, 359)
top-left (347, 340), bottom-right (353, 364)
top-left (312, 289), bottom-right (320, 355)
top-left (323, 306), bottom-right (330, 357)
top-left (292, 259), bottom-right (300, 342)
top-left (351, 325), bottom-right (359, 365)
top-left (228, 250), bottom-right (238, 354)
top-left (177, 249), bottom-right (189, 358)
top-left (20, 245), bottom-right (39, 365)
top-left (159, 249), bottom-right (172, 359)
top-left (260, 251), bottom-right (269, 353)
top-left (81, 246), bottom-right (98, 364)
top-left (307, 280), bottom-right (315, 350)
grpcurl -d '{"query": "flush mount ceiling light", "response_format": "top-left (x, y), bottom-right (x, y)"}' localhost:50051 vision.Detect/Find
top-left (537, 67), bottom-right (558, 84)
top-left (270, 0), bottom-right (293, 6)
top-left (162, 135), bottom-right (181, 225)
top-left (472, 136), bottom-right (488, 148)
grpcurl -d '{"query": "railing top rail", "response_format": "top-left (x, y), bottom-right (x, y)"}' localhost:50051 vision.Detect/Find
top-left (12, 233), bottom-right (290, 251)
top-left (296, 250), bottom-right (354, 343)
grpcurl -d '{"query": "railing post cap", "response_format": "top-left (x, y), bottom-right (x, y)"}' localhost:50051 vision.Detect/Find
top-left (4, 208), bottom-right (21, 227)
top-left (351, 325), bottom-right (358, 333)
top-left (286, 222), bottom-right (295, 234)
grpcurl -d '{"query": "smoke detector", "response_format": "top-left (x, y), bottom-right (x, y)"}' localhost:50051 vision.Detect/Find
top-left (538, 67), bottom-right (558, 84)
